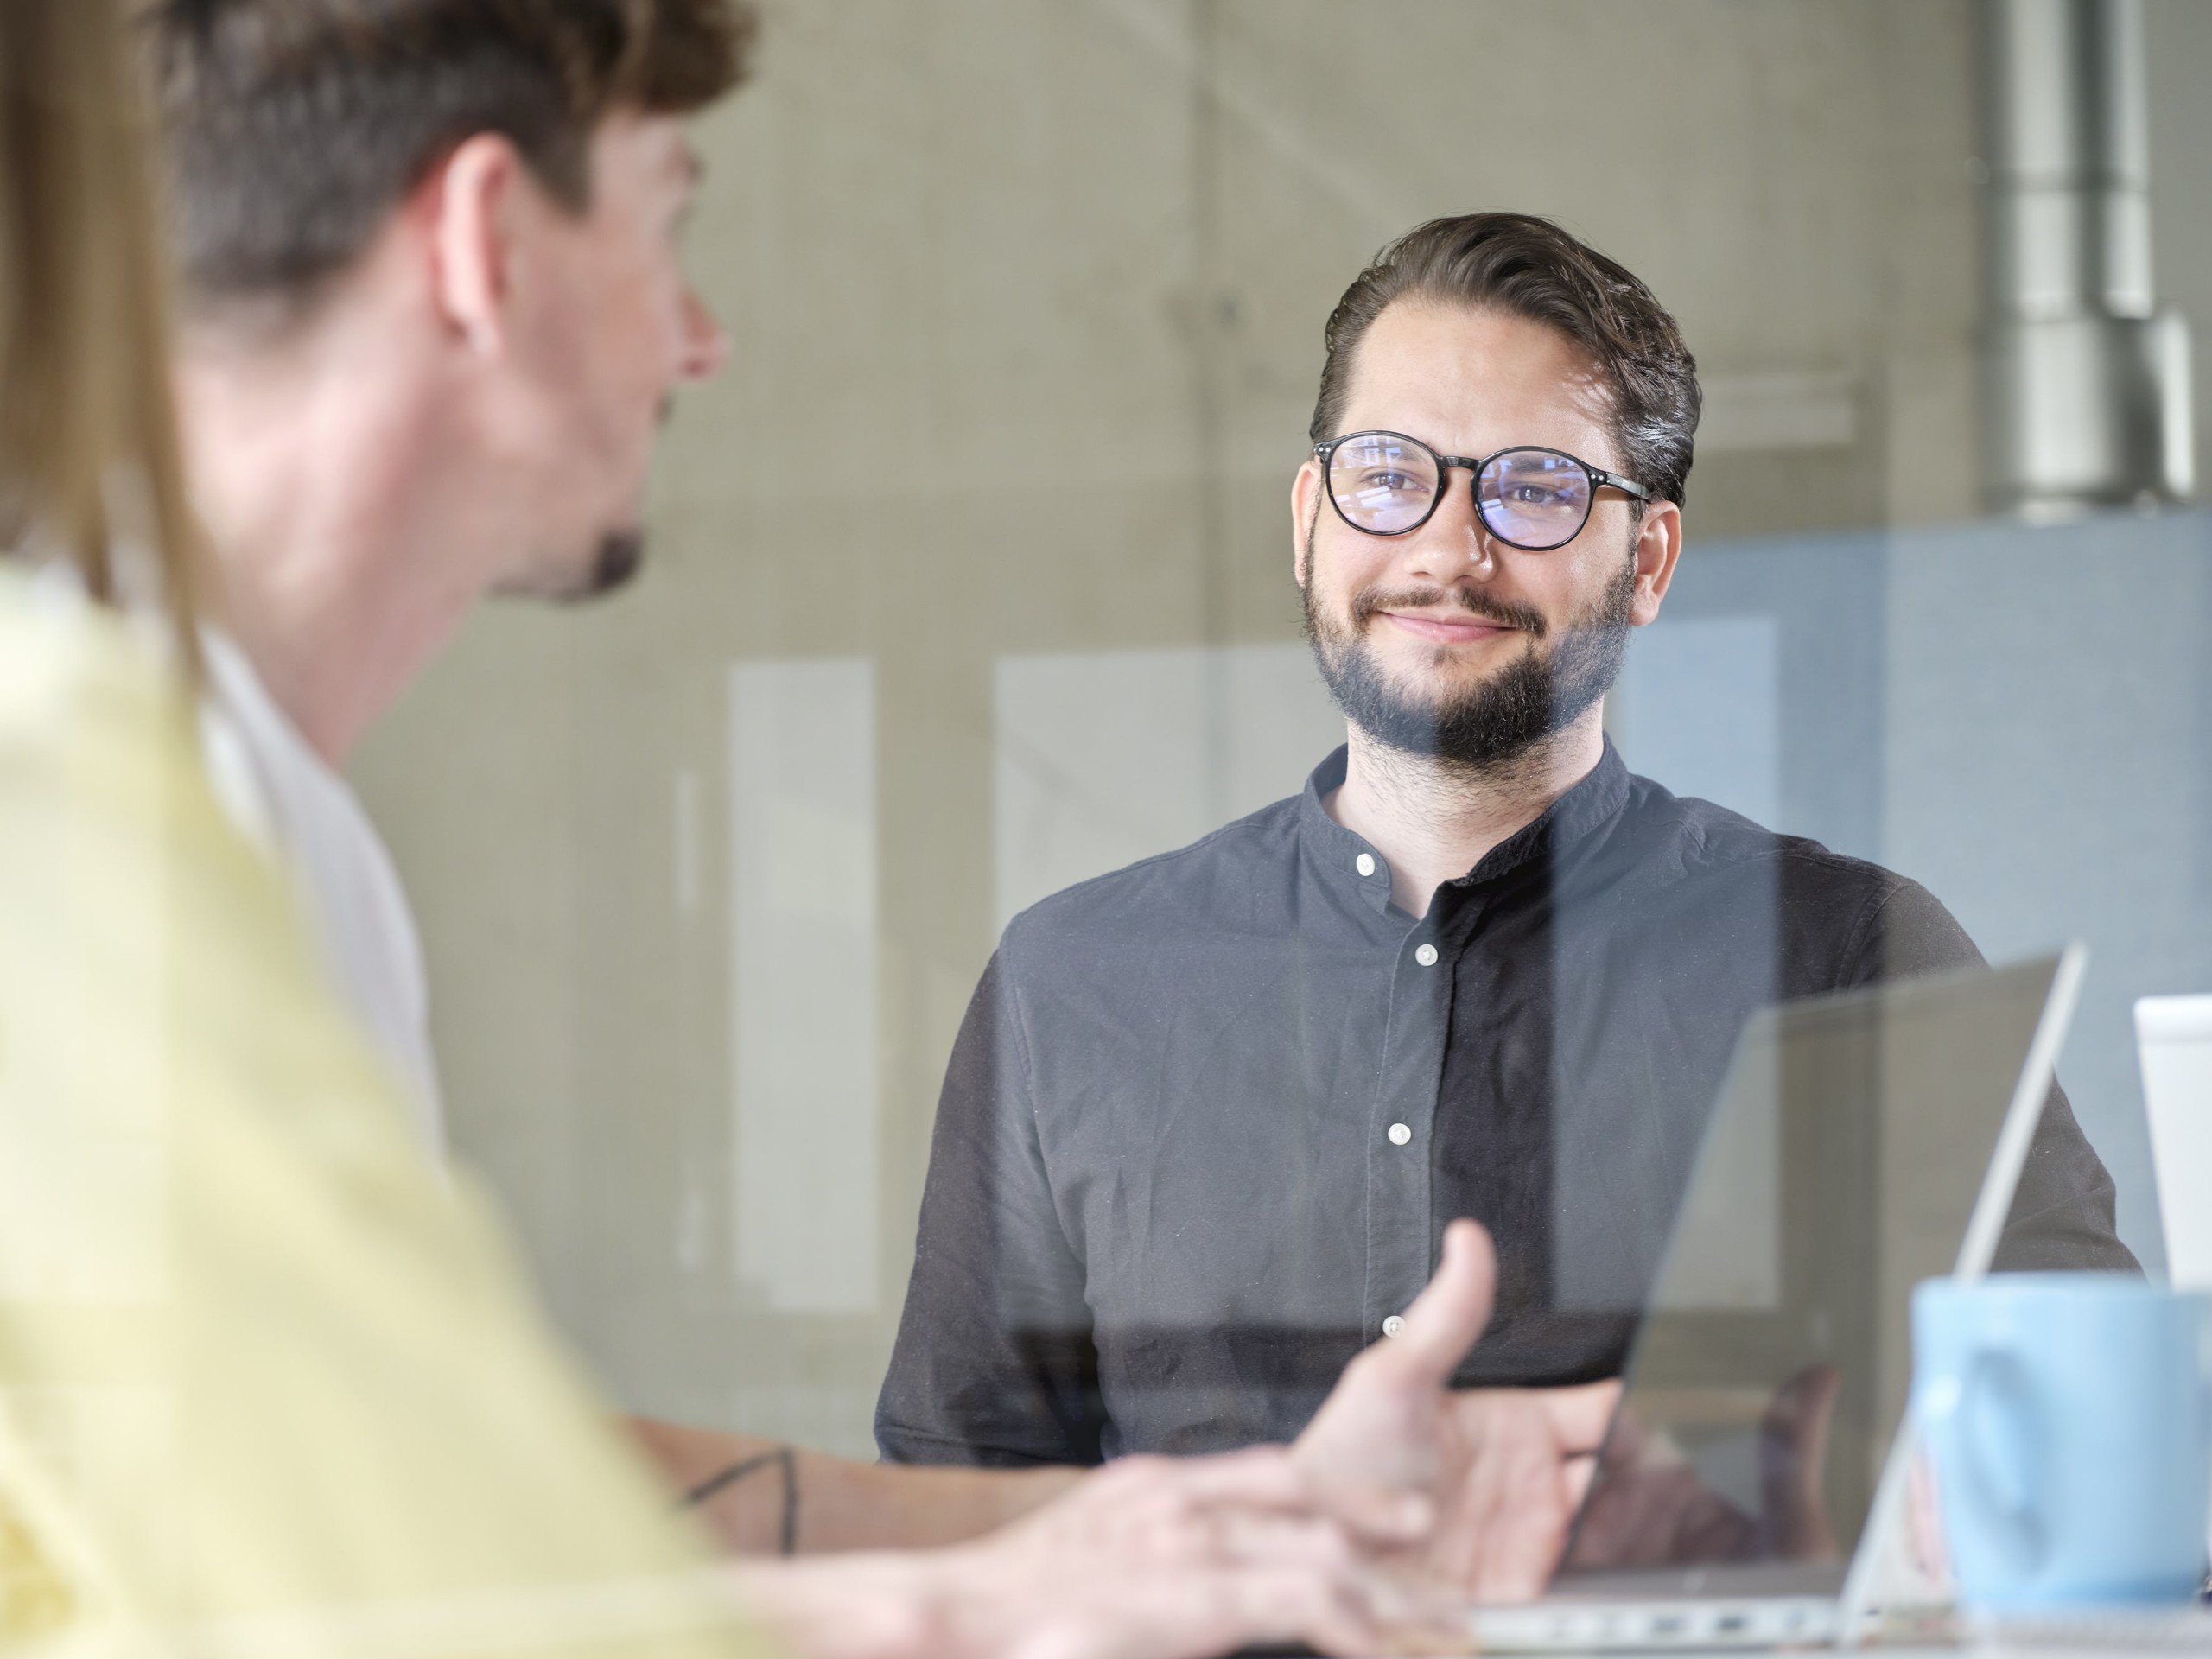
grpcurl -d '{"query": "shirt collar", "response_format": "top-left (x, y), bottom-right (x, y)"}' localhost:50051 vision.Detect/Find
top-left (1458, 735), bottom-right (1631, 887)
top-left (1297, 737), bottom-right (1632, 915)
top-left (195, 626), bottom-right (343, 853)
top-left (1299, 746), bottom-right (1397, 913)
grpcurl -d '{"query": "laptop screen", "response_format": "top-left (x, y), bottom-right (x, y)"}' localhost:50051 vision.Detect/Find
top-left (1554, 955), bottom-right (2064, 1583)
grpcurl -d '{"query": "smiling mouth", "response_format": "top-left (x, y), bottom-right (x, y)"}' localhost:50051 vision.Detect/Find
top-left (1377, 609), bottom-right (1522, 645)
top-left (1349, 584), bottom-right (1546, 642)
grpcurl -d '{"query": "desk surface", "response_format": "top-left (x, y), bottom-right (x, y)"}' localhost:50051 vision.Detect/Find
top-left (1447, 1600), bottom-right (2212, 1656)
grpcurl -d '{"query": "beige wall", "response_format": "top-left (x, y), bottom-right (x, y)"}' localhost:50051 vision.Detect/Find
top-left (349, 0), bottom-right (2191, 1456)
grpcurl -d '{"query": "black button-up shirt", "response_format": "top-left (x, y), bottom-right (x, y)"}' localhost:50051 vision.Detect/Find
top-left (877, 741), bottom-right (2133, 1466)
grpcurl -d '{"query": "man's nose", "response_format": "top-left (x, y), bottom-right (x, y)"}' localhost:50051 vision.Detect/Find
top-left (1402, 466), bottom-right (1500, 581)
top-left (679, 286), bottom-right (729, 382)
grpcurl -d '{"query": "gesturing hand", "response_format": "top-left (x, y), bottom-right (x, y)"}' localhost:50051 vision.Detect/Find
top-left (731, 1444), bottom-right (1444, 1659)
top-left (946, 1446), bottom-right (1449, 1659)
top-left (1291, 1219), bottom-right (1620, 1604)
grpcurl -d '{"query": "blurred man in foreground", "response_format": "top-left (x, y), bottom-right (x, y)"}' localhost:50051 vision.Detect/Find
top-left (142, 0), bottom-right (1614, 1628)
top-left (0, 2), bottom-right (785, 1649)
top-left (0, 1), bottom-right (1607, 1654)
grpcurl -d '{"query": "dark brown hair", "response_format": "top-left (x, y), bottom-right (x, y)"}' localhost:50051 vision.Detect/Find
top-left (3, 0), bottom-right (204, 666)
top-left (1311, 212), bottom-right (1701, 508)
top-left (139, 0), bottom-right (756, 308)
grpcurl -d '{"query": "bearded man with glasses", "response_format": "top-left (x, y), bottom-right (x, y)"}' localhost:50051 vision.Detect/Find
top-left (881, 213), bottom-right (2134, 1500)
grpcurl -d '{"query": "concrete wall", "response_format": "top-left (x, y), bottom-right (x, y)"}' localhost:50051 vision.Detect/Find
top-left (2149, 0), bottom-right (2212, 498)
top-left (350, 0), bottom-right (2203, 1455)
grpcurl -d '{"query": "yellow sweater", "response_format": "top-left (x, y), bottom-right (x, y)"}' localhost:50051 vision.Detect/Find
top-left (0, 569), bottom-right (774, 1658)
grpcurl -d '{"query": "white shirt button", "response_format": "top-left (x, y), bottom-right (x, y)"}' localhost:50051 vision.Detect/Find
top-left (1355, 853), bottom-right (1376, 878)
top-left (1382, 1315), bottom-right (1406, 1338)
top-left (1414, 943), bottom-right (1440, 967)
top-left (1387, 1122), bottom-right (1412, 1146)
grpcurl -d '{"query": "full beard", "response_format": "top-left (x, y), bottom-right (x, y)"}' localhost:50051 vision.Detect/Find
top-left (1303, 548), bottom-right (1637, 774)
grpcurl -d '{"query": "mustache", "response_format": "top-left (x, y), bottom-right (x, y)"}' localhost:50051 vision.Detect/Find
top-left (1350, 585), bottom-right (1548, 638)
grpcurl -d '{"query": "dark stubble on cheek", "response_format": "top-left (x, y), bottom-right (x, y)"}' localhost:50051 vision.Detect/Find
top-left (1303, 532), bottom-right (1638, 772)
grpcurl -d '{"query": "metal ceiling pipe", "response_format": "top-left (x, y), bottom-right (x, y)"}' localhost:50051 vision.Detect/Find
top-left (1980, 0), bottom-right (2192, 515)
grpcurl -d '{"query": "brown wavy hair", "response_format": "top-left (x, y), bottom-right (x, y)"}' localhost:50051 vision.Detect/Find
top-left (1311, 212), bottom-right (1702, 510)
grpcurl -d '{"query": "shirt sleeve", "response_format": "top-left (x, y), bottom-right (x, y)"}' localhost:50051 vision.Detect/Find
top-left (1847, 878), bottom-right (2139, 1274)
top-left (875, 950), bottom-right (1106, 1466)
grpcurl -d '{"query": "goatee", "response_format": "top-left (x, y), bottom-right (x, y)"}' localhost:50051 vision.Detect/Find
top-left (566, 531), bottom-right (645, 601)
top-left (493, 531), bottom-right (648, 604)
top-left (1303, 551), bottom-right (1636, 773)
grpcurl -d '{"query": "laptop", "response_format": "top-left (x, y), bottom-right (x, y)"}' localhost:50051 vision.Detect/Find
top-left (1467, 946), bottom-right (2087, 1652)
top-left (2135, 994), bottom-right (2212, 1294)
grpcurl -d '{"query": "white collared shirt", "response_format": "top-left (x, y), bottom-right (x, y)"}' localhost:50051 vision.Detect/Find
top-left (197, 629), bottom-right (445, 1154)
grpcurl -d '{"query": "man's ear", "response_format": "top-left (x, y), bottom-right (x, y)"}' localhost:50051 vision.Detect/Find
top-left (1292, 459), bottom-right (1323, 589)
top-left (426, 132), bottom-right (526, 358)
top-left (1628, 499), bottom-right (1683, 628)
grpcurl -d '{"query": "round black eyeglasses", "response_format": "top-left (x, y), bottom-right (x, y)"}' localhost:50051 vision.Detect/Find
top-left (1314, 430), bottom-right (1649, 550)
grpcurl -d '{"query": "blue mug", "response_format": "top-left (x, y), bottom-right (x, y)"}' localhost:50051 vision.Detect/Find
top-left (1912, 1274), bottom-right (2212, 1610)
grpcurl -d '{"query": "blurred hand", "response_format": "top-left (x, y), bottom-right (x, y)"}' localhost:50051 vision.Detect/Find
top-left (1291, 1219), bottom-right (1620, 1603)
top-left (929, 1446), bottom-right (1447, 1659)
